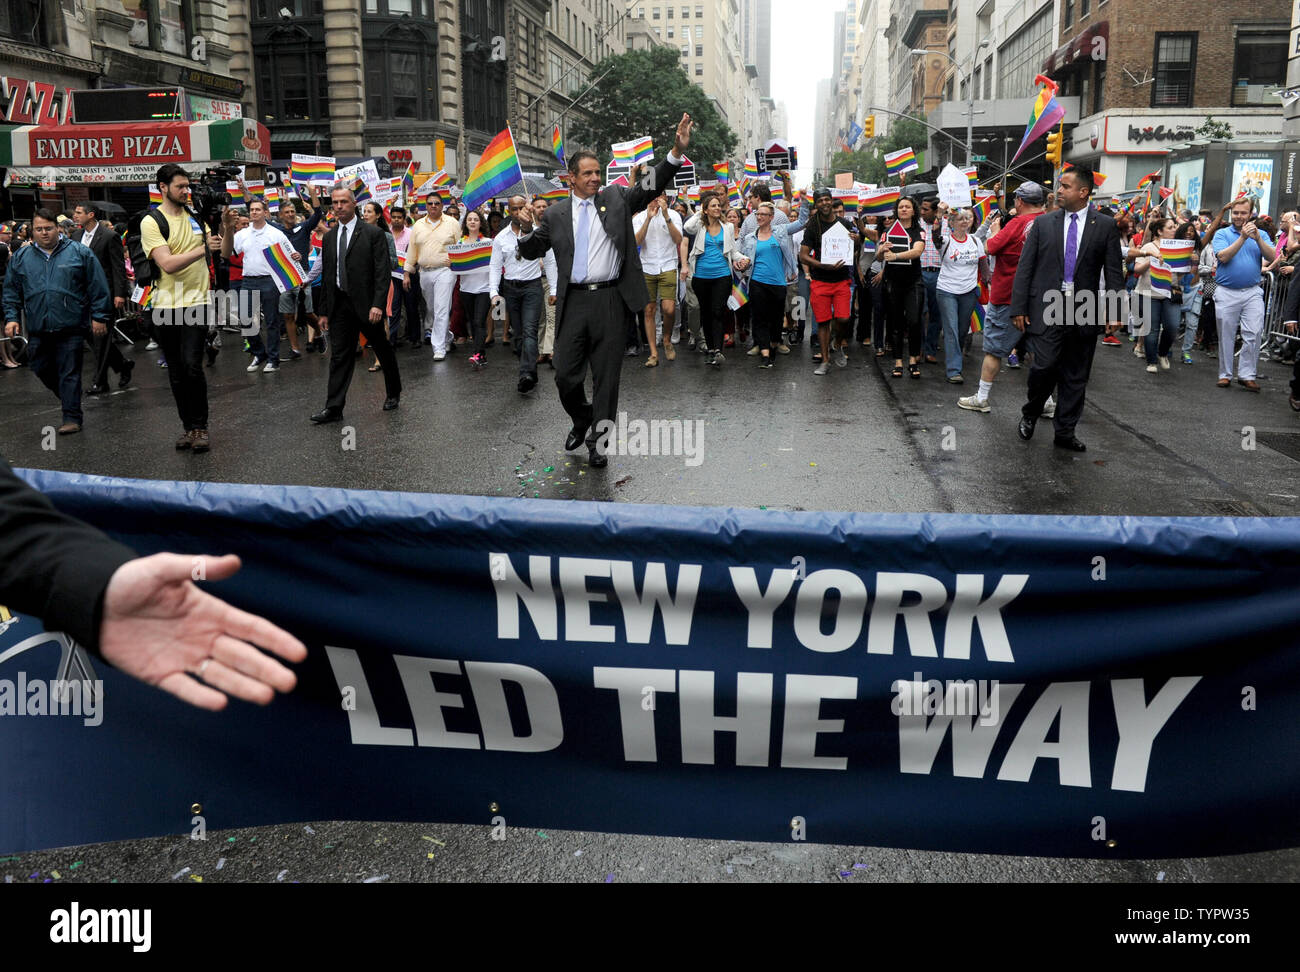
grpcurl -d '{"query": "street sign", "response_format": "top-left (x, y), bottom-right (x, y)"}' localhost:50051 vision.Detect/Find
top-left (971, 154), bottom-right (988, 162)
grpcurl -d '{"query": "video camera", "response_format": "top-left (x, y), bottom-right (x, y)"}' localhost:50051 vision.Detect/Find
top-left (191, 165), bottom-right (241, 231)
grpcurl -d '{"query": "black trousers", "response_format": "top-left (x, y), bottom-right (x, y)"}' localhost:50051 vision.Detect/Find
top-left (326, 300), bottom-right (401, 410)
top-left (1023, 326), bottom-right (1099, 438)
top-left (460, 289), bottom-right (490, 355)
top-left (91, 328), bottom-right (128, 386)
top-left (692, 275), bottom-right (730, 351)
top-left (554, 287), bottom-right (627, 442)
top-left (749, 280), bottom-right (786, 350)
top-left (154, 319), bottom-right (209, 431)
top-left (884, 275), bottom-right (923, 358)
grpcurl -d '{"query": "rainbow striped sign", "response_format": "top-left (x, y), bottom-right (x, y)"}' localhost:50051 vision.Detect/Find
top-left (970, 302), bottom-right (985, 333)
top-left (884, 147), bottom-right (918, 178)
top-left (448, 240), bottom-right (493, 273)
top-left (1157, 239), bottom-right (1194, 271)
top-left (964, 166), bottom-right (979, 189)
top-left (243, 180), bottom-right (265, 199)
top-left (149, 187), bottom-right (164, 206)
top-left (771, 181), bottom-right (785, 201)
top-left (538, 184), bottom-right (568, 202)
top-left (726, 275), bottom-right (749, 311)
top-left (290, 153), bottom-right (336, 185)
top-left (859, 186), bottom-right (901, 214)
top-left (832, 188), bottom-right (859, 215)
top-left (264, 186), bottom-right (281, 206)
top-left (743, 160), bottom-right (761, 180)
top-left (612, 136), bottom-right (653, 166)
top-left (262, 241), bottom-right (306, 293)
top-left (1148, 262), bottom-right (1173, 296)
top-left (727, 182), bottom-right (741, 207)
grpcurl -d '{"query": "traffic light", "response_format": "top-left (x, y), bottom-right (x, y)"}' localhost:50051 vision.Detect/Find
top-left (1045, 130), bottom-right (1063, 168)
top-left (863, 115), bottom-right (875, 139)
top-left (435, 139), bottom-right (446, 171)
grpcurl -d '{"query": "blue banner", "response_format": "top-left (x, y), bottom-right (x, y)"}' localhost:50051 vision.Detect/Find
top-left (2, 469), bottom-right (1297, 857)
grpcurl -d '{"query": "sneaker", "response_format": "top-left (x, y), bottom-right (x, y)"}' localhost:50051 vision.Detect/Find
top-left (469, 352), bottom-right (485, 369)
top-left (946, 374), bottom-right (964, 383)
top-left (287, 349), bottom-right (302, 361)
top-left (671, 327), bottom-right (680, 344)
top-left (747, 345), bottom-right (761, 356)
top-left (158, 357), bottom-right (168, 368)
top-left (190, 429), bottom-right (210, 453)
top-left (1006, 352), bottom-right (1020, 368)
top-left (776, 343), bottom-right (790, 355)
top-left (757, 357), bottom-right (773, 369)
top-left (1159, 355), bottom-right (1171, 370)
top-left (247, 358), bottom-right (264, 372)
top-left (625, 345), bottom-right (640, 357)
top-left (1133, 342), bottom-right (1144, 357)
top-left (957, 395), bottom-right (990, 413)
top-left (813, 362), bottom-right (829, 376)
top-left (835, 349), bottom-right (848, 368)
top-left (708, 351), bottom-right (723, 367)
top-left (146, 339), bottom-right (159, 350)
top-left (1101, 336), bottom-right (1122, 347)
top-left (1042, 398), bottom-right (1057, 418)
top-left (1146, 363), bottom-right (1158, 373)
top-left (1182, 352), bottom-right (1194, 365)
top-left (263, 361), bottom-right (279, 373)
top-left (433, 350), bottom-right (447, 361)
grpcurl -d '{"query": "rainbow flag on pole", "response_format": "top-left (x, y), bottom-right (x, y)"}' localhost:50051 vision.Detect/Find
top-left (859, 186), bottom-right (901, 214)
top-left (262, 241), bottom-right (306, 293)
top-left (400, 162), bottom-right (416, 203)
top-left (447, 239), bottom-right (494, 273)
top-left (551, 123), bottom-right (565, 165)
top-left (884, 147), bottom-right (918, 178)
top-left (463, 127), bottom-right (524, 212)
top-left (612, 136), bottom-right (653, 166)
top-left (1010, 74), bottom-right (1067, 164)
top-left (964, 166), bottom-right (979, 189)
top-left (1136, 170), bottom-right (1160, 190)
top-left (350, 176), bottom-right (371, 205)
top-left (712, 161), bottom-right (730, 183)
top-left (1157, 239), bottom-right (1194, 271)
top-left (972, 191), bottom-right (997, 227)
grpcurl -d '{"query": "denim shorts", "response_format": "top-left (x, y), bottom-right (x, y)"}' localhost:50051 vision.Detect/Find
top-left (981, 303), bottom-right (1019, 358)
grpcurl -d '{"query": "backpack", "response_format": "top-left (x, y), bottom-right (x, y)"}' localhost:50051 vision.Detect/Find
top-left (124, 209), bottom-right (170, 288)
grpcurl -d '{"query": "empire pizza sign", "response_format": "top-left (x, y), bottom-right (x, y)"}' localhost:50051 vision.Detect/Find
top-left (26, 125), bottom-right (190, 165)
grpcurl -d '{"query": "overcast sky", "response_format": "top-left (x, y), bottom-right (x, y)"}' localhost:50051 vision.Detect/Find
top-left (769, 0), bottom-right (843, 182)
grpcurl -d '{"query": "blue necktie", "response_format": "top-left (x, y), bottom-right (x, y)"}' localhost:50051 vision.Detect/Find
top-left (573, 199), bottom-right (590, 283)
top-left (1064, 212), bottom-right (1078, 284)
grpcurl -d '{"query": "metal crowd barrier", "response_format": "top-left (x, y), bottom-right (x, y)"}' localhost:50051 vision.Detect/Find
top-left (1261, 270), bottom-right (1298, 361)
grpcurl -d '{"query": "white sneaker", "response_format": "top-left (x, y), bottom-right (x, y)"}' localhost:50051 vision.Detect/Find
top-left (776, 343), bottom-right (790, 355)
top-left (814, 362), bottom-right (829, 376)
top-left (671, 327), bottom-right (680, 344)
top-left (1159, 355), bottom-right (1171, 370)
top-left (263, 361), bottom-right (279, 373)
top-left (747, 345), bottom-right (761, 356)
top-left (957, 395), bottom-right (990, 413)
top-left (1042, 397), bottom-right (1057, 418)
top-left (835, 349), bottom-right (848, 368)
top-left (433, 350), bottom-right (447, 361)
top-left (146, 340), bottom-right (159, 350)
top-left (1133, 343), bottom-right (1144, 357)
top-left (1146, 363), bottom-right (1158, 373)
top-left (246, 359), bottom-right (263, 372)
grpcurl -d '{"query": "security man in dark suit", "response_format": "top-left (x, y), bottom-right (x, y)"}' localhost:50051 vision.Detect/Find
top-left (515, 113), bottom-right (693, 466)
top-left (310, 186), bottom-right (401, 423)
top-left (1010, 167), bottom-right (1125, 452)
top-left (72, 204), bottom-right (134, 394)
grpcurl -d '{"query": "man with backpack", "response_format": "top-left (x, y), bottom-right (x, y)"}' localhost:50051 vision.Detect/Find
top-left (135, 163), bottom-right (222, 453)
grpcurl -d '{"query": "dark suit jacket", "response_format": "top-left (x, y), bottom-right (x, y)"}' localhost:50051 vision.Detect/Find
top-left (83, 223), bottom-right (128, 302)
top-left (0, 457), bottom-right (135, 653)
top-left (317, 217), bottom-right (389, 321)
top-left (1010, 206), bottom-right (1125, 334)
top-left (517, 155), bottom-right (682, 327)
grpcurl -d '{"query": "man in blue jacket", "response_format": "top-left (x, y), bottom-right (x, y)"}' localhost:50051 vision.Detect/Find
top-left (3, 209), bottom-right (112, 435)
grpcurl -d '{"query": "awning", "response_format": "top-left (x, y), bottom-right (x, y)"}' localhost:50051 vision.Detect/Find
top-left (1042, 21), bottom-right (1109, 75)
top-left (269, 129), bottom-right (329, 143)
top-left (0, 118), bottom-right (271, 185)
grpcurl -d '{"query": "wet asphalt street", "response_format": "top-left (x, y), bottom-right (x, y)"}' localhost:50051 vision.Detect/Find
top-left (1, 327), bottom-right (1297, 882)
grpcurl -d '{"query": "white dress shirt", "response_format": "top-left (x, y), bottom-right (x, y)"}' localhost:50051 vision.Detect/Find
top-left (632, 207), bottom-right (683, 275)
top-left (234, 221), bottom-right (293, 277)
top-left (81, 226), bottom-right (96, 248)
top-left (490, 224), bottom-right (558, 299)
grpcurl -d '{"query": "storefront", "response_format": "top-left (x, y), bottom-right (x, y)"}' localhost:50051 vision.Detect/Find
top-left (1162, 141), bottom-right (1300, 218)
top-left (0, 117), bottom-right (270, 218)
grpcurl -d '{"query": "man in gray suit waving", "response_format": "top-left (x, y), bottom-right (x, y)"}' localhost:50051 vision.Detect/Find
top-left (516, 113), bottom-right (693, 467)
top-left (1010, 167), bottom-right (1125, 452)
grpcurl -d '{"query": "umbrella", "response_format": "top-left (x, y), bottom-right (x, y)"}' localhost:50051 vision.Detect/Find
top-left (900, 182), bottom-right (937, 200)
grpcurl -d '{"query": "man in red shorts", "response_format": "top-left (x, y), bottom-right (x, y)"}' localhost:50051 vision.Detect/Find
top-left (799, 188), bottom-right (856, 375)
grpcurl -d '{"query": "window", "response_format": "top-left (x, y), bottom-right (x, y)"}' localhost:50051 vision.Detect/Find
top-left (1152, 33), bottom-right (1196, 107)
top-left (1063, 0), bottom-right (1073, 28)
top-left (653, 26), bottom-right (660, 36)
top-left (997, 5), bottom-right (1052, 99)
top-left (666, 6), bottom-right (672, 15)
top-left (360, 0), bottom-right (421, 12)
top-left (638, 5), bottom-right (644, 16)
top-left (695, 5), bottom-right (702, 16)
top-left (695, 43), bottom-right (702, 56)
top-left (694, 25), bottom-right (701, 38)
top-left (695, 64), bottom-right (703, 76)
top-left (682, 5), bottom-right (689, 16)
top-left (549, 50), bottom-right (564, 84)
top-left (667, 25), bottom-right (674, 37)
top-left (461, 0), bottom-right (507, 129)
top-left (255, 27), bottom-right (330, 121)
top-left (1231, 30), bottom-right (1287, 106)
top-left (983, 56), bottom-right (992, 99)
top-left (363, 28), bottom-right (437, 119)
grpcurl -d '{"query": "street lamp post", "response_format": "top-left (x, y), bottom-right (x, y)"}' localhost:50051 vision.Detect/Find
top-left (910, 37), bottom-right (990, 166)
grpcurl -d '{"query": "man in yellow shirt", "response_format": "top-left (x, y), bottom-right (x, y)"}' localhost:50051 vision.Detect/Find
top-left (140, 163), bottom-right (222, 453)
top-left (402, 194), bottom-right (460, 359)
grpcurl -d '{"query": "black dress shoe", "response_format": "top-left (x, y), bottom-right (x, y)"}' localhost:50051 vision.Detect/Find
top-left (118, 359), bottom-right (135, 388)
top-left (1017, 415), bottom-right (1037, 440)
top-left (565, 422), bottom-right (589, 451)
top-left (382, 396), bottom-right (400, 411)
top-left (310, 407), bottom-right (343, 424)
top-left (1053, 435), bottom-right (1087, 452)
top-left (87, 382), bottom-right (109, 395)
top-left (588, 447), bottom-right (608, 468)
top-left (518, 373), bottom-right (537, 394)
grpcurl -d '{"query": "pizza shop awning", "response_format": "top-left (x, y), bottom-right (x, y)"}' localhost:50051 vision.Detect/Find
top-left (0, 119), bottom-right (270, 186)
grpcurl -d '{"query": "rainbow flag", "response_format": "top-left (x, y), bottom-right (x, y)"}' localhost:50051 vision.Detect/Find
top-left (463, 127), bottom-right (524, 212)
top-left (859, 186), bottom-right (901, 214)
top-left (1157, 239), bottom-right (1194, 271)
top-left (447, 239), bottom-right (493, 273)
top-left (289, 154), bottom-right (335, 184)
top-left (400, 162), bottom-right (416, 202)
top-left (1136, 170), bottom-right (1160, 190)
top-left (262, 241), bottom-right (306, 293)
top-left (727, 182), bottom-right (741, 207)
top-left (538, 184), bottom-right (568, 202)
top-left (149, 187), bottom-right (164, 206)
top-left (744, 160), bottom-right (761, 180)
top-left (712, 161), bottom-right (730, 183)
top-left (350, 176), bottom-right (372, 205)
top-left (612, 136), bottom-right (653, 166)
top-left (726, 275), bottom-right (749, 311)
top-left (551, 123), bottom-right (565, 165)
top-left (884, 147), bottom-right (918, 178)
top-left (972, 191), bottom-right (997, 226)
top-left (685, 185), bottom-right (701, 202)
top-left (264, 186), bottom-right (282, 206)
top-left (1010, 74), bottom-right (1067, 164)
top-left (1148, 262), bottom-right (1173, 296)
top-left (832, 189), bottom-right (859, 215)
top-left (771, 180), bottom-right (785, 201)
top-left (130, 284), bottom-right (152, 309)
top-left (964, 166), bottom-right (979, 189)
top-left (970, 303), bottom-right (985, 333)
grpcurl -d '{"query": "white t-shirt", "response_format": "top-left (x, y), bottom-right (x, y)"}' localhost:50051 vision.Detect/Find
top-left (936, 233), bottom-right (985, 295)
top-left (233, 222), bottom-right (293, 278)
